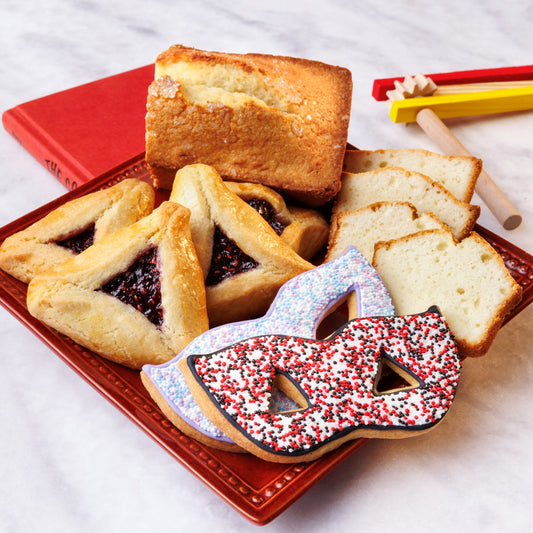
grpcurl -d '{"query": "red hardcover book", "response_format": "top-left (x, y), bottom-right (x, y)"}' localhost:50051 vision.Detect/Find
top-left (2, 64), bottom-right (154, 190)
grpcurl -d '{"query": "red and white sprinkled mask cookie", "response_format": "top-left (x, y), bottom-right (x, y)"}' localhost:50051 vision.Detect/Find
top-left (179, 307), bottom-right (461, 463)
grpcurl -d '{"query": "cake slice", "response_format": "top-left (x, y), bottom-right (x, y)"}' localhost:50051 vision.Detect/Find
top-left (343, 148), bottom-right (481, 202)
top-left (372, 228), bottom-right (522, 357)
top-left (145, 44), bottom-right (352, 206)
top-left (334, 168), bottom-right (480, 240)
top-left (326, 201), bottom-right (447, 263)
top-left (326, 201), bottom-right (447, 320)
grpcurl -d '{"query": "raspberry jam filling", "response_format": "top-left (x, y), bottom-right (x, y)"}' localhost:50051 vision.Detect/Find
top-left (56, 224), bottom-right (95, 254)
top-left (204, 198), bottom-right (286, 286)
top-left (101, 247), bottom-right (163, 327)
top-left (246, 198), bottom-right (288, 236)
top-left (205, 226), bottom-right (258, 286)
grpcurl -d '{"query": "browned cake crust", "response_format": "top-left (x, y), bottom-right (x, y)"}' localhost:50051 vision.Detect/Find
top-left (145, 44), bottom-right (352, 206)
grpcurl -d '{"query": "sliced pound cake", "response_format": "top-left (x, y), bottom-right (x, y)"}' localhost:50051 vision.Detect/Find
top-left (326, 201), bottom-right (447, 263)
top-left (372, 228), bottom-right (522, 357)
top-left (343, 148), bottom-right (481, 202)
top-left (334, 168), bottom-right (480, 240)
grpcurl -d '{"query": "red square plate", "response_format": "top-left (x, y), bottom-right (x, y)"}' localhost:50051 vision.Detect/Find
top-left (1, 153), bottom-right (532, 525)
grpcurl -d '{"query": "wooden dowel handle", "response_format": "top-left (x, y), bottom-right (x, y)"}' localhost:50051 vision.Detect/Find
top-left (415, 108), bottom-right (522, 230)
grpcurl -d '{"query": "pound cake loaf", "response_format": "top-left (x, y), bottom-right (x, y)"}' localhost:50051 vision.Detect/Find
top-left (334, 167), bottom-right (480, 240)
top-left (145, 44), bottom-right (352, 206)
top-left (343, 148), bottom-right (481, 202)
top-left (372, 228), bottom-right (522, 357)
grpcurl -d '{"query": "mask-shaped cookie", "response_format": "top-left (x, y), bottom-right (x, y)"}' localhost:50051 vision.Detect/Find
top-left (27, 202), bottom-right (208, 369)
top-left (0, 179), bottom-right (155, 283)
top-left (180, 307), bottom-right (461, 463)
top-left (141, 246), bottom-right (395, 450)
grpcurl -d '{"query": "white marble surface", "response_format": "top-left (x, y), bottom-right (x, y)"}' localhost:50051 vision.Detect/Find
top-left (1, 1), bottom-right (533, 531)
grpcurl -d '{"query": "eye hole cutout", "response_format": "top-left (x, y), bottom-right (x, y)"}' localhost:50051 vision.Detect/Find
top-left (315, 297), bottom-right (351, 340)
top-left (268, 372), bottom-right (310, 414)
top-left (373, 350), bottom-right (424, 395)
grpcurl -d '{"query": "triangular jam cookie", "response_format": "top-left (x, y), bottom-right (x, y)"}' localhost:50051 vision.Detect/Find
top-left (169, 164), bottom-right (314, 326)
top-left (225, 181), bottom-right (329, 260)
top-left (27, 202), bottom-right (209, 369)
top-left (0, 179), bottom-right (155, 283)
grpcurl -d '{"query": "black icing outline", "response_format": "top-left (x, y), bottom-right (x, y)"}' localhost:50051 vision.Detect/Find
top-left (186, 306), bottom-right (460, 457)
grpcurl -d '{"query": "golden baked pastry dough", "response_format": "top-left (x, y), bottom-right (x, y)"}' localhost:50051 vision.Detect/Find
top-left (225, 181), bottom-right (329, 261)
top-left (0, 179), bottom-right (155, 283)
top-left (27, 202), bottom-right (209, 369)
top-left (169, 164), bottom-right (314, 326)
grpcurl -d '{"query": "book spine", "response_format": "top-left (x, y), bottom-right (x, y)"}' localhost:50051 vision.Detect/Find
top-left (2, 107), bottom-right (94, 190)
